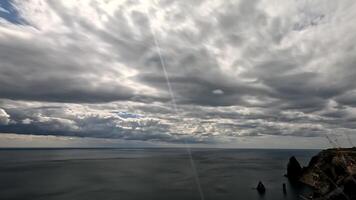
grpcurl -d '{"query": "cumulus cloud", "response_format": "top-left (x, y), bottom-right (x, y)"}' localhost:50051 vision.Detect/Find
top-left (0, 108), bottom-right (10, 125)
top-left (0, 0), bottom-right (356, 146)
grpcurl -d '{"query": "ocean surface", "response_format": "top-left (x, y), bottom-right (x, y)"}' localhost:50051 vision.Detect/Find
top-left (0, 148), bottom-right (319, 200)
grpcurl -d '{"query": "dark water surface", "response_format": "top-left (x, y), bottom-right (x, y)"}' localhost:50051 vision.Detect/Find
top-left (0, 148), bottom-right (319, 200)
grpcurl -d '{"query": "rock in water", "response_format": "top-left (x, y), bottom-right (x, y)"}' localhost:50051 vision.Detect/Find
top-left (287, 156), bottom-right (302, 181)
top-left (257, 181), bottom-right (266, 194)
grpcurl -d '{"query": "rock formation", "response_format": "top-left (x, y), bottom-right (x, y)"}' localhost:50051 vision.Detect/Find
top-left (283, 183), bottom-right (287, 194)
top-left (257, 181), bottom-right (266, 194)
top-left (287, 156), bottom-right (303, 181)
top-left (287, 148), bottom-right (356, 200)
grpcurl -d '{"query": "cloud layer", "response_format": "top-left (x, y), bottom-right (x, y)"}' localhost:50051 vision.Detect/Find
top-left (0, 0), bottom-right (356, 145)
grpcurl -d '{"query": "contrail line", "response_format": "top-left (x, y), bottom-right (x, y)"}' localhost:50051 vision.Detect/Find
top-left (144, 2), bottom-right (205, 200)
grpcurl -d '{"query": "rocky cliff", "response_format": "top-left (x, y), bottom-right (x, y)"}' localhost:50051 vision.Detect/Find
top-left (287, 148), bottom-right (356, 200)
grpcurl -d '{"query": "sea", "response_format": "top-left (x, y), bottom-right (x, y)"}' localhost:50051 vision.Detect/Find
top-left (0, 148), bottom-right (319, 200)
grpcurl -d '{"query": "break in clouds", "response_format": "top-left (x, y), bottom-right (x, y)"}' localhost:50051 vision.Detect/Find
top-left (0, 0), bottom-right (356, 145)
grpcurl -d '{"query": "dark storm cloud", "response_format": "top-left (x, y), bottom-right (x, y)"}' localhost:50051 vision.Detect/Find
top-left (0, 19), bottom-right (151, 103)
top-left (0, 102), bottom-right (221, 143)
top-left (137, 71), bottom-right (270, 106)
top-left (0, 0), bottom-right (356, 144)
top-left (335, 90), bottom-right (356, 107)
top-left (0, 104), bottom-right (171, 141)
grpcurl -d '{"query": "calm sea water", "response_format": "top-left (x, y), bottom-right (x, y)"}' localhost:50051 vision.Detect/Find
top-left (0, 148), bottom-right (319, 200)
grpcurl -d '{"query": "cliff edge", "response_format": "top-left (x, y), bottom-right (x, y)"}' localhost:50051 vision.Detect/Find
top-left (287, 148), bottom-right (356, 200)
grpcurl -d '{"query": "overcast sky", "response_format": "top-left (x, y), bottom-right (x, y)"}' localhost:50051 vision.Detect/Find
top-left (0, 0), bottom-right (356, 148)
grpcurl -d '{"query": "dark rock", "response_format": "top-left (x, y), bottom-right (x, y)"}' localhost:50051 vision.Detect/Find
top-left (287, 156), bottom-right (302, 181)
top-left (318, 187), bottom-right (348, 200)
top-left (282, 183), bottom-right (287, 194)
top-left (290, 148), bottom-right (356, 200)
top-left (257, 181), bottom-right (266, 194)
top-left (343, 175), bottom-right (356, 199)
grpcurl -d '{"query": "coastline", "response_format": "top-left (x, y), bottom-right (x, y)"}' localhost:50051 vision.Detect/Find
top-left (286, 148), bottom-right (356, 200)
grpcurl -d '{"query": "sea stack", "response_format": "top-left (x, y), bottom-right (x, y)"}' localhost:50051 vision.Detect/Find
top-left (282, 183), bottom-right (287, 194)
top-left (286, 156), bottom-right (302, 181)
top-left (257, 181), bottom-right (266, 194)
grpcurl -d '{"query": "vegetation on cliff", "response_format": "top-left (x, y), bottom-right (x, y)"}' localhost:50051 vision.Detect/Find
top-left (287, 148), bottom-right (356, 200)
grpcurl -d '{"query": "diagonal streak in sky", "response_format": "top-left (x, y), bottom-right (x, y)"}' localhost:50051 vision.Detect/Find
top-left (144, 2), bottom-right (205, 200)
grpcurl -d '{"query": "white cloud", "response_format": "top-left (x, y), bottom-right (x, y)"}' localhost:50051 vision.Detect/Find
top-left (0, 108), bottom-right (10, 125)
top-left (0, 7), bottom-right (9, 14)
top-left (212, 89), bottom-right (224, 95)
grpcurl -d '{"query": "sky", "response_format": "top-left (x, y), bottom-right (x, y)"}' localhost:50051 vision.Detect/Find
top-left (0, 0), bottom-right (356, 148)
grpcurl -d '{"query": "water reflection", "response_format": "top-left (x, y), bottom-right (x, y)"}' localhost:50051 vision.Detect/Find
top-left (0, 148), bottom-right (317, 200)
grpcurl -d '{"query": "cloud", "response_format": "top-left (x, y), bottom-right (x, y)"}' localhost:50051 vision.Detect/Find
top-left (0, 99), bottom-right (354, 144)
top-left (0, 108), bottom-right (10, 125)
top-left (212, 89), bottom-right (224, 95)
top-left (0, 0), bottom-right (356, 146)
top-left (0, 100), bottom-right (204, 143)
